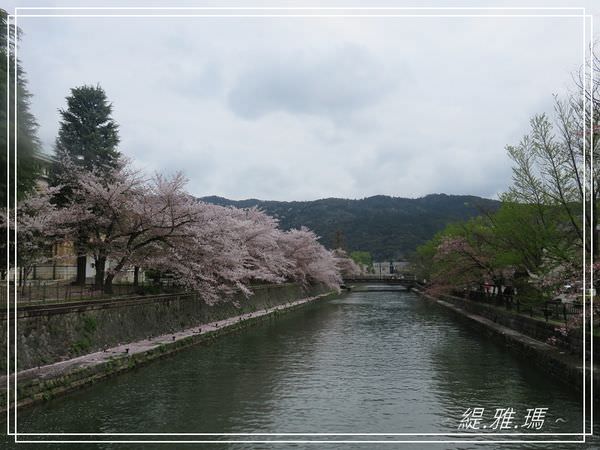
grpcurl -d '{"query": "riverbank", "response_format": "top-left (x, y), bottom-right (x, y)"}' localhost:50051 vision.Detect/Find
top-left (1, 283), bottom-right (330, 371)
top-left (0, 289), bottom-right (338, 413)
top-left (415, 288), bottom-right (599, 394)
top-left (15, 287), bottom-right (587, 442)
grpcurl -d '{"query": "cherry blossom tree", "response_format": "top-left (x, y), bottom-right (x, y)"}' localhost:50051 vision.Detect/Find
top-left (54, 158), bottom-right (343, 299)
top-left (333, 248), bottom-right (362, 278)
top-left (430, 235), bottom-right (493, 294)
top-left (225, 207), bottom-right (294, 282)
top-left (153, 208), bottom-right (341, 303)
top-left (278, 227), bottom-right (341, 290)
top-left (56, 160), bottom-right (205, 293)
top-left (0, 187), bottom-right (66, 289)
top-left (146, 202), bottom-right (268, 303)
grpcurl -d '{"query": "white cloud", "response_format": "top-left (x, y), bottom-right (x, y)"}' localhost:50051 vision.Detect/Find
top-left (227, 43), bottom-right (398, 120)
top-left (9, 3), bottom-right (597, 200)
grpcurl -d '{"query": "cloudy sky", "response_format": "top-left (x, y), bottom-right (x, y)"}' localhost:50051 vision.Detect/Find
top-left (7, 1), bottom-right (599, 200)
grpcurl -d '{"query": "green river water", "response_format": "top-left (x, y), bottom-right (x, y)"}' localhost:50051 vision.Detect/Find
top-left (6, 288), bottom-right (597, 449)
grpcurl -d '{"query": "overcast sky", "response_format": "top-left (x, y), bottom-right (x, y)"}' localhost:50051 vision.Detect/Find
top-left (7, 1), bottom-right (599, 200)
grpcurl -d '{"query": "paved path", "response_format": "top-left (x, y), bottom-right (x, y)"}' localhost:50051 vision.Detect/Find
top-left (1, 294), bottom-right (328, 388)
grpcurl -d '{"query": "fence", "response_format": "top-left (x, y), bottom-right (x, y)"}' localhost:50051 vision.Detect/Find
top-left (3, 265), bottom-right (147, 284)
top-left (29, 265), bottom-right (78, 281)
top-left (0, 280), bottom-right (186, 306)
top-left (348, 273), bottom-right (417, 281)
top-left (1, 265), bottom-right (78, 283)
top-left (452, 288), bottom-right (596, 325)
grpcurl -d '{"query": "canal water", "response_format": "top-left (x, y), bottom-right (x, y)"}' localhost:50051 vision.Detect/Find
top-left (13, 289), bottom-right (595, 448)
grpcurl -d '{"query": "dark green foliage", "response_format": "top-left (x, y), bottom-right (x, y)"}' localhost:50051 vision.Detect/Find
top-left (350, 251), bottom-right (373, 268)
top-left (54, 85), bottom-right (120, 171)
top-left (50, 84), bottom-right (120, 207)
top-left (412, 200), bottom-right (573, 299)
top-left (0, 9), bottom-right (41, 206)
top-left (70, 315), bottom-right (98, 355)
top-left (202, 194), bottom-right (499, 260)
top-left (83, 316), bottom-right (98, 334)
top-left (49, 84), bottom-right (120, 284)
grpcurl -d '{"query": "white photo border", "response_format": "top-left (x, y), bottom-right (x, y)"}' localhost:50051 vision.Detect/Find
top-left (5, 5), bottom-right (594, 445)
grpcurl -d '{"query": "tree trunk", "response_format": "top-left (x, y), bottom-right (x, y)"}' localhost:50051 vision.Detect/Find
top-left (20, 267), bottom-right (31, 295)
top-left (75, 254), bottom-right (87, 285)
top-left (104, 273), bottom-right (114, 294)
top-left (74, 230), bottom-right (88, 285)
top-left (133, 266), bottom-right (139, 287)
top-left (103, 260), bottom-right (126, 295)
top-left (95, 256), bottom-right (106, 289)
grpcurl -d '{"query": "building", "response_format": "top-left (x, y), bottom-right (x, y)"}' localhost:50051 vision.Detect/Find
top-left (372, 261), bottom-right (410, 277)
top-left (34, 152), bottom-right (54, 188)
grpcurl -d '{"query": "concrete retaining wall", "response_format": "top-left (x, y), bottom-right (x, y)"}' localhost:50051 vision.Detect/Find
top-left (0, 283), bottom-right (329, 371)
top-left (416, 290), bottom-right (598, 394)
top-left (433, 293), bottom-right (600, 357)
top-left (2, 291), bottom-right (337, 411)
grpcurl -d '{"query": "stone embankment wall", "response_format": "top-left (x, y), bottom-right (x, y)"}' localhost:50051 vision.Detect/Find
top-left (416, 289), bottom-right (599, 394)
top-left (429, 292), bottom-right (600, 356)
top-left (0, 283), bottom-right (328, 371)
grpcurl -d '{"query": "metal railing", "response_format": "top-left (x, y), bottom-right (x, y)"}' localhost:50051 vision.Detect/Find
top-left (1, 265), bottom-right (78, 283)
top-left (346, 273), bottom-right (417, 281)
top-left (0, 280), bottom-right (186, 306)
top-left (452, 288), bottom-right (594, 325)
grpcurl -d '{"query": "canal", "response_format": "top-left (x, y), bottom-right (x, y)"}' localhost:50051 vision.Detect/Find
top-left (14, 288), bottom-right (592, 448)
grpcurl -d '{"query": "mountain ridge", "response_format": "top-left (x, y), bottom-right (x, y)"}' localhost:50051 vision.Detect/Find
top-left (200, 194), bottom-right (500, 260)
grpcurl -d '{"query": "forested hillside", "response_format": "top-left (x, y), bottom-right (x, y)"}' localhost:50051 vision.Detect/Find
top-left (202, 194), bottom-right (499, 260)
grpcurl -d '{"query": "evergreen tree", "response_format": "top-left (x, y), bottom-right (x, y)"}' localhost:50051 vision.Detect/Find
top-left (54, 85), bottom-right (120, 174)
top-left (0, 9), bottom-right (41, 207)
top-left (51, 84), bottom-right (120, 285)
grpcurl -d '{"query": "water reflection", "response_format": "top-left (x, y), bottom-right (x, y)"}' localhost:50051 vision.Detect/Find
top-left (10, 289), bottom-right (596, 448)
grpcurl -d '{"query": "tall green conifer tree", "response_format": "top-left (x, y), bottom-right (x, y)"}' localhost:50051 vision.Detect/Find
top-left (51, 85), bottom-right (120, 285)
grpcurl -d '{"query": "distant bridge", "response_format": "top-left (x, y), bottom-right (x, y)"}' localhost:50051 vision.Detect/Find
top-left (342, 275), bottom-right (420, 291)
